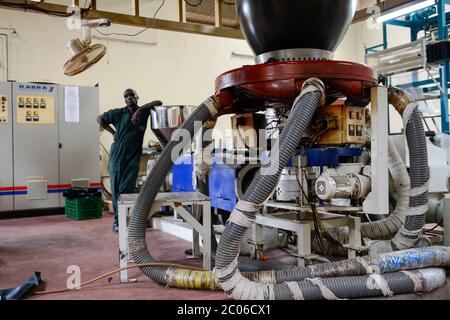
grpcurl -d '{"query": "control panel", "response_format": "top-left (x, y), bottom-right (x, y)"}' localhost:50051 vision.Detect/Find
top-left (0, 95), bottom-right (8, 123)
top-left (16, 96), bottom-right (55, 124)
top-left (314, 103), bottom-right (366, 145)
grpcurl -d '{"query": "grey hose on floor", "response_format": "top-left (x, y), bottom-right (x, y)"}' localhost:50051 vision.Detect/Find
top-left (275, 268), bottom-right (446, 300)
top-left (272, 245), bottom-right (450, 283)
top-left (127, 95), bottom-right (222, 284)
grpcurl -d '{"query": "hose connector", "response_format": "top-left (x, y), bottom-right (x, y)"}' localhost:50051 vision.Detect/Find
top-left (300, 77), bottom-right (326, 106)
top-left (387, 86), bottom-right (415, 115)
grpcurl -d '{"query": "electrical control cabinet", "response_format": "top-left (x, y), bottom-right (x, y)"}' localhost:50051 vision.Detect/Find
top-left (13, 83), bottom-right (60, 210)
top-left (314, 102), bottom-right (366, 145)
top-left (0, 81), bottom-right (100, 213)
top-left (0, 82), bottom-right (13, 211)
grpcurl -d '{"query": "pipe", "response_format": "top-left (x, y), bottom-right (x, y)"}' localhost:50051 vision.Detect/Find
top-left (273, 246), bottom-right (450, 283)
top-left (368, 87), bottom-right (429, 255)
top-left (275, 268), bottom-right (446, 300)
top-left (127, 93), bottom-right (232, 284)
top-left (214, 78), bottom-right (327, 300)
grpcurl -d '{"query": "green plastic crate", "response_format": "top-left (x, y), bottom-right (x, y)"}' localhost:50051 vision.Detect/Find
top-left (65, 196), bottom-right (104, 221)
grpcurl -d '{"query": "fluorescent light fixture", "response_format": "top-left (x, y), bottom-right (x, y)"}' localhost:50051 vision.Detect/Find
top-left (376, 0), bottom-right (435, 23)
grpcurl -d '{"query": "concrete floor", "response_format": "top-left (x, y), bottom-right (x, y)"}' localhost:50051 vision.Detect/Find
top-left (1, 212), bottom-right (449, 300)
top-left (0, 212), bottom-right (228, 300)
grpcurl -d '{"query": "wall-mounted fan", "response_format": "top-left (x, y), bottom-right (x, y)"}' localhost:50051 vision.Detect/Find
top-left (63, 19), bottom-right (111, 76)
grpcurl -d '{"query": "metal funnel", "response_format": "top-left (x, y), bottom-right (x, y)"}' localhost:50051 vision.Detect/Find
top-left (236, 0), bottom-right (357, 61)
top-left (150, 105), bottom-right (196, 146)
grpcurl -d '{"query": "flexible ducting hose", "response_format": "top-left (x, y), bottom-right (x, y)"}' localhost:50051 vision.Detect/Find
top-left (274, 268), bottom-right (446, 300)
top-left (323, 87), bottom-right (428, 254)
top-left (361, 140), bottom-right (410, 239)
top-left (127, 94), bottom-right (227, 284)
top-left (127, 83), bottom-right (443, 299)
top-left (214, 78), bottom-right (327, 300)
top-left (368, 87), bottom-right (429, 254)
top-left (213, 81), bottom-right (444, 300)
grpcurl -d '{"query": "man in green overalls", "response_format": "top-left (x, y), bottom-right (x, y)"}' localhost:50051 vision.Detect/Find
top-left (98, 89), bottom-right (162, 232)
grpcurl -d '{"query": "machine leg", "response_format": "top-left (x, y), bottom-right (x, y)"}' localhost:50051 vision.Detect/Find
top-left (296, 224), bottom-right (311, 267)
top-left (444, 195), bottom-right (450, 246)
top-left (202, 201), bottom-right (212, 270)
top-left (191, 204), bottom-right (201, 258)
top-left (118, 203), bottom-right (136, 283)
top-left (348, 216), bottom-right (362, 259)
top-left (250, 223), bottom-right (264, 260)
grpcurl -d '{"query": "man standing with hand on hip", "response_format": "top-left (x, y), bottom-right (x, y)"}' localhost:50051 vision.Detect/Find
top-left (97, 89), bottom-right (162, 232)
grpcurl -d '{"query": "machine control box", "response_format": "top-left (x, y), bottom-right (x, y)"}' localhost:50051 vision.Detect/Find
top-left (16, 96), bottom-right (55, 124)
top-left (0, 95), bottom-right (8, 123)
top-left (314, 103), bottom-right (366, 145)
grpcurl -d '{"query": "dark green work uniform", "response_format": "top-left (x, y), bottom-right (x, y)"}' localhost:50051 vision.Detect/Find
top-left (102, 107), bottom-right (150, 223)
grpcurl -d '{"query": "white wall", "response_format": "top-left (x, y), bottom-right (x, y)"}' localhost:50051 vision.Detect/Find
top-left (0, 2), bottom-right (255, 151)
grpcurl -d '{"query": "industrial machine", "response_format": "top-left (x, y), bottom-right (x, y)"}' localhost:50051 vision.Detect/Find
top-left (0, 81), bottom-right (100, 213)
top-left (125, 0), bottom-right (450, 300)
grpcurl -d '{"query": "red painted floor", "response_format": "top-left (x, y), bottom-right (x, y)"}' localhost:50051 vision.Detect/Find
top-left (0, 213), bottom-right (228, 300)
top-left (1, 213), bottom-right (449, 300)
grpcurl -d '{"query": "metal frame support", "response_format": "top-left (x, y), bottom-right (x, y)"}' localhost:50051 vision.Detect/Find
top-left (253, 209), bottom-right (363, 266)
top-left (438, 0), bottom-right (450, 133)
top-left (117, 192), bottom-right (212, 283)
top-left (444, 194), bottom-right (450, 246)
top-left (363, 86), bottom-right (389, 215)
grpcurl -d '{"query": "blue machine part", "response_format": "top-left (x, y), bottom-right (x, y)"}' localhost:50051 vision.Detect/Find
top-left (172, 154), bottom-right (195, 192)
top-left (209, 162), bottom-right (238, 212)
top-left (305, 147), bottom-right (362, 167)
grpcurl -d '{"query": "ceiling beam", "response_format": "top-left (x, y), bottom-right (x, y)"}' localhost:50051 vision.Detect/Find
top-left (0, 0), bottom-right (244, 39)
top-left (0, 0), bottom-right (419, 38)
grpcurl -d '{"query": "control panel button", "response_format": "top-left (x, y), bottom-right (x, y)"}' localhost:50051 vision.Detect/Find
top-left (356, 125), bottom-right (362, 136)
top-left (348, 111), bottom-right (354, 119)
top-left (349, 124), bottom-right (355, 136)
top-left (33, 116), bottom-right (39, 122)
top-left (26, 116), bottom-right (32, 122)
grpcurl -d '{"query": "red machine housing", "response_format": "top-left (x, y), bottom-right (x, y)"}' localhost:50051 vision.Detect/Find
top-left (215, 60), bottom-right (377, 114)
